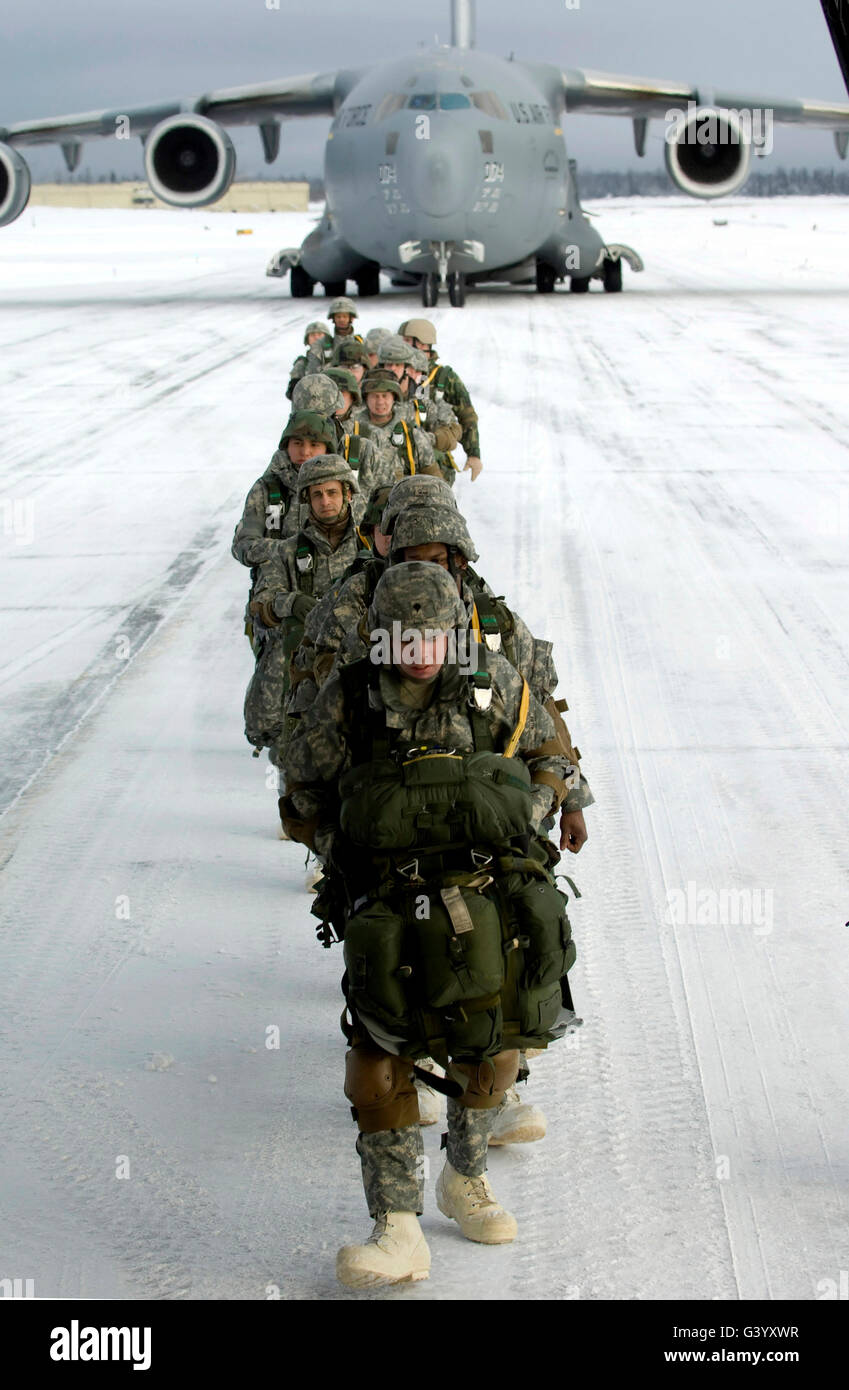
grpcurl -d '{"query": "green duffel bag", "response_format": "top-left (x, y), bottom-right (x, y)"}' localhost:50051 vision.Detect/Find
top-left (516, 979), bottom-right (564, 1044)
top-left (338, 750), bottom-right (533, 851)
top-left (409, 881), bottom-right (504, 1009)
top-left (509, 877), bottom-right (575, 991)
top-left (343, 902), bottom-right (410, 1035)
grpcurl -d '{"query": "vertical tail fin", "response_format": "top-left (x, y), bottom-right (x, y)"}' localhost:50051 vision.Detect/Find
top-left (451, 0), bottom-right (476, 49)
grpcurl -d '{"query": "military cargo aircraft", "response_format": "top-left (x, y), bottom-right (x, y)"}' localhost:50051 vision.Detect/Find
top-left (2, 0), bottom-right (849, 305)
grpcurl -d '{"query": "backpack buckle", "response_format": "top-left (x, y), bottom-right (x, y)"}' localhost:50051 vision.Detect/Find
top-left (396, 858), bottom-right (424, 884)
top-left (296, 546), bottom-right (313, 573)
top-left (470, 669), bottom-right (492, 711)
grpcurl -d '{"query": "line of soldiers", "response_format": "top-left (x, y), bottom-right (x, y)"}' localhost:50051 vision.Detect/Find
top-left (230, 300), bottom-right (594, 1289)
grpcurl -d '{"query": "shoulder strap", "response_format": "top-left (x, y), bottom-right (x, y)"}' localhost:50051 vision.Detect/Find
top-left (340, 658), bottom-right (392, 762)
top-left (294, 535), bottom-right (316, 598)
top-left (467, 645), bottom-right (494, 752)
top-left (504, 679), bottom-right (530, 758)
top-left (399, 419), bottom-right (416, 475)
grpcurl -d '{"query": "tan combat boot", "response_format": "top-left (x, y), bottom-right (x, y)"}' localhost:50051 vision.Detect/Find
top-left (435, 1160), bottom-right (518, 1244)
top-left (487, 1086), bottom-right (547, 1146)
top-left (336, 1212), bottom-right (430, 1288)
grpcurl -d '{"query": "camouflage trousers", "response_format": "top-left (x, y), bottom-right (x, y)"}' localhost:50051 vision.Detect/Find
top-left (356, 1100), bottom-right (497, 1218)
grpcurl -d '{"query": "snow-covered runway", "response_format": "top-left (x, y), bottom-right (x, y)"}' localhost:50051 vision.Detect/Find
top-left (1, 198), bottom-right (847, 1300)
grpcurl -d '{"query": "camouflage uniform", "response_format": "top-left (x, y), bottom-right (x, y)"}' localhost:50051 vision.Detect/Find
top-left (287, 322), bottom-right (332, 399)
top-left (282, 563), bottom-right (575, 1217)
top-left (244, 457), bottom-right (362, 752)
top-left (399, 319), bottom-right (480, 460)
top-left (305, 299), bottom-right (364, 375)
top-left (352, 400), bottom-right (441, 482)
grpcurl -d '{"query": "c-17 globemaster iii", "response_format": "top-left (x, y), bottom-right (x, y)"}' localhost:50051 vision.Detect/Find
top-left (2, 0), bottom-right (848, 305)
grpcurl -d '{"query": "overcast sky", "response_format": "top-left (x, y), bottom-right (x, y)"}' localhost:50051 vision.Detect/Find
top-left (3, 0), bottom-right (848, 180)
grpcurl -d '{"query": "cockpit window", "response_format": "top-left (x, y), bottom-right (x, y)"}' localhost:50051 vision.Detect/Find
top-left (375, 93), bottom-right (407, 121)
top-left (471, 91), bottom-right (509, 120)
top-left (408, 93), bottom-right (437, 110)
top-left (439, 93), bottom-right (472, 109)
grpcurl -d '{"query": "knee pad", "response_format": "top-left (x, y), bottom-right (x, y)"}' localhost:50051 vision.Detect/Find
top-left (452, 1049), bottom-right (520, 1110)
top-left (344, 1044), bottom-right (418, 1133)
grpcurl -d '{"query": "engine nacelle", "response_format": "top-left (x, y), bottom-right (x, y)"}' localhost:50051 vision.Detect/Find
top-left (0, 143), bottom-right (31, 227)
top-left (664, 106), bottom-right (752, 199)
top-left (144, 115), bottom-right (235, 208)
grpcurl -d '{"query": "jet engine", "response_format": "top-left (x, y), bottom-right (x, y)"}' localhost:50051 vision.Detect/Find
top-left (664, 106), bottom-right (752, 199)
top-left (0, 143), bottom-right (31, 227)
top-left (144, 115), bottom-right (235, 207)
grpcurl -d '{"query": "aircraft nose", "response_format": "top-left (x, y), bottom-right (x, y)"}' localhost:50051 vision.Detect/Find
top-left (409, 137), bottom-right (472, 217)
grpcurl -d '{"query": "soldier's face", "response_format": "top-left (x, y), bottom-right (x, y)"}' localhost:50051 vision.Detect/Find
top-left (332, 314), bottom-right (353, 331)
top-left (367, 352), bottom-right (379, 368)
top-left (288, 437), bottom-right (327, 466)
top-left (404, 335), bottom-right (431, 354)
top-left (335, 391), bottom-right (354, 414)
top-left (308, 480), bottom-right (346, 520)
top-left (306, 331), bottom-right (324, 345)
top-left (397, 629), bottom-right (449, 682)
top-left (402, 542), bottom-right (465, 589)
top-left (383, 362), bottom-right (406, 380)
top-left (366, 391), bottom-right (394, 421)
top-left (350, 363), bottom-right (365, 383)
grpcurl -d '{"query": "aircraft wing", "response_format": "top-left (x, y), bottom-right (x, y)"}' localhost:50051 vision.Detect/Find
top-left (561, 68), bottom-right (849, 130)
top-left (0, 71), bottom-right (340, 148)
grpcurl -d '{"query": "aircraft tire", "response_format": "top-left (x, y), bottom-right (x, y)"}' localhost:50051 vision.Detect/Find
top-left (322, 280), bottom-right (346, 297)
top-left (536, 261), bottom-right (557, 294)
top-left (602, 257), bottom-right (623, 293)
top-left (448, 272), bottom-right (466, 307)
top-left (356, 264), bottom-right (381, 297)
top-left (290, 265), bottom-right (315, 298)
top-left (421, 273), bottom-right (439, 307)
top-left (569, 276), bottom-right (591, 294)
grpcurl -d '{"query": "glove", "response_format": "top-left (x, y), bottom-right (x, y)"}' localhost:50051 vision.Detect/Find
top-left (291, 592), bottom-right (318, 622)
top-left (248, 597), bottom-right (279, 628)
top-left (463, 456), bottom-right (483, 481)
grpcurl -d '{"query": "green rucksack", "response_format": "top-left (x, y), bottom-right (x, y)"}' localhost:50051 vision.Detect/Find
top-left (325, 660), bottom-right (576, 1061)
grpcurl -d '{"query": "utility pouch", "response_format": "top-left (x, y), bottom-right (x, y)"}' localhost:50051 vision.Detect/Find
top-left (280, 615), bottom-right (305, 659)
top-left (411, 880), bottom-right (504, 1008)
top-left (343, 902), bottom-right (411, 1035)
top-left (509, 878), bottom-right (575, 991)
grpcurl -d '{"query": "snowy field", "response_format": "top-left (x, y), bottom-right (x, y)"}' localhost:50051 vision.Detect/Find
top-left (1, 197), bottom-right (847, 1302)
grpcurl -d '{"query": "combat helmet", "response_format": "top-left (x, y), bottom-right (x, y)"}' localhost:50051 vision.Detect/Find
top-left (372, 561), bottom-right (465, 634)
top-left (377, 334), bottom-right (416, 366)
top-left (332, 338), bottom-right (370, 368)
top-left (328, 296), bottom-right (358, 319)
top-left (381, 475), bottom-right (458, 533)
top-left (325, 366), bottom-right (362, 405)
top-left (291, 372), bottom-right (345, 415)
top-left (297, 454), bottom-right (359, 500)
top-left (361, 370), bottom-right (404, 402)
top-left (399, 318), bottom-right (437, 347)
top-left (303, 320), bottom-right (328, 345)
top-left (408, 347), bottom-right (429, 375)
top-left (390, 504), bottom-right (479, 564)
top-left (279, 410), bottom-right (337, 450)
top-left (364, 326), bottom-right (391, 355)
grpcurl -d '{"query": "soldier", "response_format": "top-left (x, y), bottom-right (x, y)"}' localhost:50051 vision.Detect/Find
top-left (294, 498), bottom-right (592, 1136)
top-left (363, 326), bottom-right (391, 368)
top-left (287, 321), bottom-right (332, 400)
top-left (330, 337), bottom-right (370, 383)
top-left (232, 411), bottom-right (338, 656)
top-left (399, 317), bottom-right (483, 480)
top-left (377, 336), bottom-right (463, 474)
top-left (280, 562), bottom-right (581, 1288)
top-left (244, 456), bottom-right (363, 770)
top-left (305, 297), bottom-right (363, 374)
top-left (319, 367), bottom-right (396, 505)
top-left (354, 370), bottom-right (442, 481)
